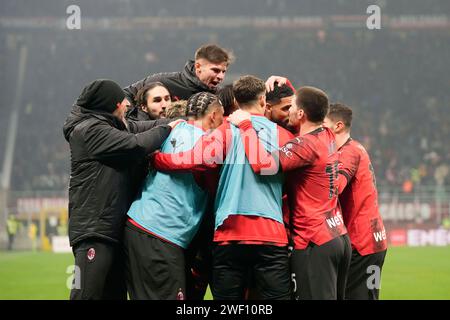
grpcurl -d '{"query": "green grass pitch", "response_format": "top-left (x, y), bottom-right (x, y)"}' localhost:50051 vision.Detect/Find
top-left (1, 246), bottom-right (449, 299)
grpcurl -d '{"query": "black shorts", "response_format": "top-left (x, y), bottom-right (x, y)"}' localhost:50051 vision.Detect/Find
top-left (345, 249), bottom-right (387, 300)
top-left (211, 244), bottom-right (291, 300)
top-left (70, 238), bottom-right (127, 300)
top-left (291, 234), bottom-right (352, 300)
top-left (124, 221), bottom-right (185, 300)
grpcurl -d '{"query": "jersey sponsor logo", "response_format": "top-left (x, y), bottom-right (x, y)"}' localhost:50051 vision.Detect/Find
top-left (255, 127), bottom-right (265, 135)
top-left (326, 211), bottom-right (344, 229)
top-left (87, 248), bottom-right (95, 262)
top-left (371, 218), bottom-right (387, 251)
top-left (280, 142), bottom-right (294, 158)
top-left (370, 218), bottom-right (386, 243)
top-left (373, 228), bottom-right (387, 242)
top-left (170, 138), bottom-right (184, 152)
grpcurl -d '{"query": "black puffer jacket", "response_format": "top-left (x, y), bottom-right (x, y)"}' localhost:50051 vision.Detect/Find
top-left (63, 106), bottom-right (171, 246)
top-left (123, 60), bottom-right (215, 104)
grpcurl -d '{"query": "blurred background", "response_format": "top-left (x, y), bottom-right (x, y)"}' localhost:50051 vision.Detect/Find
top-left (0, 0), bottom-right (449, 299)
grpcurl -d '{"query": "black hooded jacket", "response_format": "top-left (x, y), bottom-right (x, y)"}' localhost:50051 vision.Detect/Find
top-left (123, 60), bottom-right (215, 104)
top-left (63, 92), bottom-right (171, 246)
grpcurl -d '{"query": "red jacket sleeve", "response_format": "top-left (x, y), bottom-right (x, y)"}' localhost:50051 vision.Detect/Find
top-left (152, 122), bottom-right (231, 172)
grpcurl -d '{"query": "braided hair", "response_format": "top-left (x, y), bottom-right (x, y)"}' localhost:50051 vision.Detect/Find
top-left (186, 92), bottom-right (218, 119)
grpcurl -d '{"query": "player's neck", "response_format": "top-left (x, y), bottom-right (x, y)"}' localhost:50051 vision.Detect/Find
top-left (200, 116), bottom-right (217, 131)
top-left (335, 132), bottom-right (351, 149)
top-left (299, 122), bottom-right (322, 136)
top-left (241, 104), bottom-right (264, 115)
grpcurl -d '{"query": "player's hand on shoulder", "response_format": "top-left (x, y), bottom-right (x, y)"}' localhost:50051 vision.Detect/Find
top-left (168, 119), bottom-right (185, 129)
top-left (228, 109), bottom-right (251, 126)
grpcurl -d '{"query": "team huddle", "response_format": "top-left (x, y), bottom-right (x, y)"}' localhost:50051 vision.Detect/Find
top-left (63, 44), bottom-right (387, 300)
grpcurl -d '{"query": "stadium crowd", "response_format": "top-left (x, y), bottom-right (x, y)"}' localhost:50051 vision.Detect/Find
top-left (1, 25), bottom-right (449, 191)
top-left (1, 0), bottom-right (448, 302)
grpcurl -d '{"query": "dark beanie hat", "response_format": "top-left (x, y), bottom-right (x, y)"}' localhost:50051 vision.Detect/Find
top-left (76, 79), bottom-right (126, 113)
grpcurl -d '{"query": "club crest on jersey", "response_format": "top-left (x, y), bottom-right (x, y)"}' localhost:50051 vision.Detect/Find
top-left (176, 288), bottom-right (185, 300)
top-left (87, 248), bottom-right (96, 262)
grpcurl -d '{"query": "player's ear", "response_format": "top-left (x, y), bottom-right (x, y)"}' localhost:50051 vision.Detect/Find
top-left (209, 110), bottom-right (216, 122)
top-left (259, 94), bottom-right (266, 107)
top-left (266, 102), bottom-right (273, 112)
top-left (194, 61), bottom-right (202, 72)
top-left (210, 110), bottom-right (220, 128)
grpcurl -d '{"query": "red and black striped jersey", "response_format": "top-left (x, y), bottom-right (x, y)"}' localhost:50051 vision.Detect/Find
top-left (237, 124), bottom-right (348, 249)
top-left (338, 138), bottom-right (387, 255)
top-left (279, 127), bottom-right (348, 249)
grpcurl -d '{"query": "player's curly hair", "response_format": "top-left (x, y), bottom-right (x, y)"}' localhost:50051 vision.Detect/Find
top-left (166, 100), bottom-right (188, 119)
top-left (186, 92), bottom-right (219, 119)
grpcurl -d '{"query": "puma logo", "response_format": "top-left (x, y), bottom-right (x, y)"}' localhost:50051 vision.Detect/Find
top-left (170, 138), bottom-right (184, 152)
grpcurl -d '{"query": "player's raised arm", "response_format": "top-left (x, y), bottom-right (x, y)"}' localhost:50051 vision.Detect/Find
top-left (152, 126), bottom-right (221, 172)
top-left (152, 105), bottom-right (230, 172)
